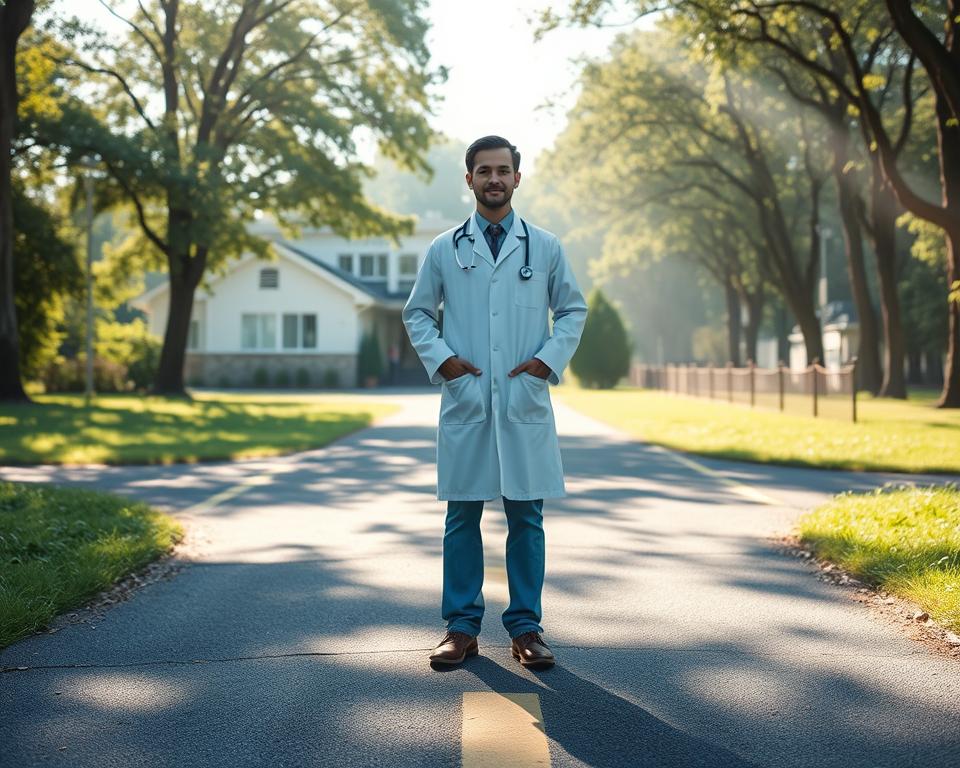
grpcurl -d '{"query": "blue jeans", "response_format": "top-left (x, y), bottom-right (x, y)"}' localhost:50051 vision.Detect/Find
top-left (442, 497), bottom-right (545, 639)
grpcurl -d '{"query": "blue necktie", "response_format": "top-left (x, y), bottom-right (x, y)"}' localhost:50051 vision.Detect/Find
top-left (486, 223), bottom-right (503, 260)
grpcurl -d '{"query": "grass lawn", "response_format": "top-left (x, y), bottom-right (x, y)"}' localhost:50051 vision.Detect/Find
top-left (0, 481), bottom-right (184, 648)
top-left (555, 386), bottom-right (960, 474)
top-left (797, 485), bottom-right (960, 632)
top-left (0, 390), bottom-right (399, 465)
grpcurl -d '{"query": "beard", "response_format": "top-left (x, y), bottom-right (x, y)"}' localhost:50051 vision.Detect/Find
top-left (474, 184), bottom-right (513, 210)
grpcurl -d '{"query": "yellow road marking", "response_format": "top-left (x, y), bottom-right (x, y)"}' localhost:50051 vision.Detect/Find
top-left (181, 473), bottom-right (273, 516)
top-left (462, 693), bottom-right (550, 768)
top-left (658, 450), bottom-right (785, 507)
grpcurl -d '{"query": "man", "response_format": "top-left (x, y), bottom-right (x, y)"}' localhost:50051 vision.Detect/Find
top-left (402, 135), bottom-right (587, 670)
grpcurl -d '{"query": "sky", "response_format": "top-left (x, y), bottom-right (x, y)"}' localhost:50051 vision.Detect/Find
top-left (422, 1), bottom-right (630, 175)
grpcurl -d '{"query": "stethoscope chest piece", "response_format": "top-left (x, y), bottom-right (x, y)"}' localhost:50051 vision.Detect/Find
top-left (518, 265), bottom-right (533, 280)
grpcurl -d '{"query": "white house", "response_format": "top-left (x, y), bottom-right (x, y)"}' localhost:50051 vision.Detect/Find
top-left (132, 213), bottom-right (462, 388)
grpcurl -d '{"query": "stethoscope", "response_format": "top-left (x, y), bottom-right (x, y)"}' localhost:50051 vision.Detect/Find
top-left (452, 216), bottom-right (534, 280)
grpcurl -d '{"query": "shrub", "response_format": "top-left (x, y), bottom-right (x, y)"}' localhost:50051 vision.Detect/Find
top-left (41, 356), bottom-right (131, 393)
top-left (217, 374), bottom-right (231, 389)
top-left (252, 366), bottom-right (269, 387)
top-left (322, 369), bottom-right (340, 389)
top-left (357, 331), bottom-right (383, 384)
top-left (570, 288), bottom-right (630, 389)
top-left (295, 367), bottom-right (310, 387)
top-left (95, 318), bottom-right (161, 392)
top-left (274, 368), bottom-right (291, 388)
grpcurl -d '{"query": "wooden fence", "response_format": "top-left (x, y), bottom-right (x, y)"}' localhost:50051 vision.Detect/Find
top-left (628, 358), bottom-right (859, 423)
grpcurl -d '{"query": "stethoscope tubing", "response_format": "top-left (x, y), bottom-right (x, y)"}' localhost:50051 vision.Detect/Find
top-left (453, 216), bottom-right (533, 280)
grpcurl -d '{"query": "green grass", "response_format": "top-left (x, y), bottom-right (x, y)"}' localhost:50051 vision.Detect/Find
top-left (0, 391), bottom-right (399, 465)
top-left (555, 386), bottom-right (960, 474)
top-left (797, 485), bottom-right (960, 632)
top-left (0, 481), bottom-right (184, 648)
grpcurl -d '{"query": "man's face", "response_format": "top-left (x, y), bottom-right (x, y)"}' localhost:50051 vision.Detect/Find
top-left (466, 147), bottom-right (521, 210)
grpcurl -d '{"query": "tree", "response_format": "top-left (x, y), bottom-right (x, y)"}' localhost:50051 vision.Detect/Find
top-left (47, 0), bottom-right (441, 396)
top-left (546, 0), bottom-right (960, 405)
top-left (0, 0), bottom-right (36, 401)
top-left (570, 289), bottom-right (631, 388)
top-left (12, 184), bottom-right (82, 381)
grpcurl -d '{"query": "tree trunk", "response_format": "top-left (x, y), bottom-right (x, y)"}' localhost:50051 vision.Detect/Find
top-left (869, 174), bottom-right (907, 398)
top-left (743, 285), bottom-right (764, 364)
top-left (152, 251), bottom-right (204, 396)
top-left (724, 277), bottom-right (742, 366)
top-left (0, 0), bottom-right (34, 402)
top-left (831, 130), bottom-right (882, 394)
top-left (941, 225), bottom-right (960, 407)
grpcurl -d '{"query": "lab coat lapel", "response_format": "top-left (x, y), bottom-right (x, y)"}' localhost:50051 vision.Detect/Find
top-left (493, 214), bottom-right (522, 271)
top-left (470, 213), bottom-right (497, 269)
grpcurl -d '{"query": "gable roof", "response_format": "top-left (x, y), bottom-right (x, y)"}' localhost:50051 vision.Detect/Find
top-left (131, 242), bottom-right (411, 311)
top-left (279, 242), bottom-right (411, 306)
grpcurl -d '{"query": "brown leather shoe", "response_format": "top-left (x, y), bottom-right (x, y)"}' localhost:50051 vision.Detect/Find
top-left (429, 631), bottom-right (479, 667)
top-left (511, 631), bottom-right (555, 669)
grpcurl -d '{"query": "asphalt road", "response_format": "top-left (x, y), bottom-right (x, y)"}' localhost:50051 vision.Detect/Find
top-left (2, 391), bottom-right (959, 767)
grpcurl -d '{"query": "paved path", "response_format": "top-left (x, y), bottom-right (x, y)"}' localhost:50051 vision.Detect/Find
top-left (2, 392), bottom-right (959, 767)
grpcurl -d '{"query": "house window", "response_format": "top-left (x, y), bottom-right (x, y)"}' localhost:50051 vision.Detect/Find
top-left (259, 268), bottom-right (279, 289)
top-left (377, 254), bottom-right (388, 277)
top-left (399, 254), bottom-right (417, 276)
top-left (302, 314), bottom-right (317, 348)
top-left (187, 319), bottom-right (199, 350)
top-left (282, 314), bottom-right (299, 349)
top-left (338, 254), bottom-right (353, 273)
top-left (359, 254), bottom-right (374, 277)
top-left (241, 313), bottom-right (276, 350)
top-left (281, 313), bottom-right (317, 350)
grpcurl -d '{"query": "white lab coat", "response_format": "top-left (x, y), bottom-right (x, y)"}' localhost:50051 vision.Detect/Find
top-left (402, 211), bottom-right (587, 501)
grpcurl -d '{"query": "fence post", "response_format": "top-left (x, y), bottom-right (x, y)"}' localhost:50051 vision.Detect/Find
top-left (812, 357), bottom-right (819, 418)
top-left (850, 356), bottom-right (858, 423)
top-left (749, 359), bottom-right (755, 408)
top-left (727, 361), bottom-right (733, 402)
top-left (708, 365), bottom-right (714, 400)
top-left (778, 360), bottom-right (785, 412)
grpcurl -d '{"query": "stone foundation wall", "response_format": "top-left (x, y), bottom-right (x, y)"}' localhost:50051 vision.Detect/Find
top-left (185, 353), bottom-right (357, 389)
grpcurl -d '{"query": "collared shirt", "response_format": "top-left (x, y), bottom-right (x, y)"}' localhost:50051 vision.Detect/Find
top-left (476, 209), bottom-right (514, 258)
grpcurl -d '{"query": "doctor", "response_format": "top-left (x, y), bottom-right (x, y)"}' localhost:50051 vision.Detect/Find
top-left (402, 135), bottom-right (587, 670)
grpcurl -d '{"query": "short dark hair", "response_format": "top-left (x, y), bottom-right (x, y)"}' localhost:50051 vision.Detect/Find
top-left (465, 135), bottom-right (521, 173)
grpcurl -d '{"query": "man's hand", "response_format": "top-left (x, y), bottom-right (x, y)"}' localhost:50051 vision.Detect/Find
top-left (509, 358), bottom-right (552, 380)
top-left (439, 356), bottom-right (482, 381)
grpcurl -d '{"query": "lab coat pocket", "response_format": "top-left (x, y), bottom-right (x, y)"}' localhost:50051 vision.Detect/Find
top-left (440, 373), bottom-right (486, 424)
top-left (514, 271), bottom-right (547, 309)
top-left (507, 372), bottom-right (552, 423)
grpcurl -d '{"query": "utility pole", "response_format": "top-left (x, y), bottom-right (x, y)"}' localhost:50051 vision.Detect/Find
top-left (81, 157), bottom-right (97, 406)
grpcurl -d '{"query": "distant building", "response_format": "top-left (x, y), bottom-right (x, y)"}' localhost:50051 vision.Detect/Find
top-left (788, 300), bottom-right (860, 371)
top-left (132, 214), bottom-right (460, 388)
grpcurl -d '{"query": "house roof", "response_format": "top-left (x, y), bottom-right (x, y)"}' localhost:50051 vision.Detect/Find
top-left (279, 242), bottom-right (411, 305)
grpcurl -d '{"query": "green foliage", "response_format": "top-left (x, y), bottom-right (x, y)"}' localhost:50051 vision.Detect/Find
top-left (322, 369), bottom-right (341, 389)
top-left (12, 184), bottom-right (82, 381)
top-left (0, 392), bottom-right (397, 465)
top-left (95, 318), bottom-right (161, 391)
top-left (799, 485), bottom-right (960, 631)
top-left (570, 289), bottom-right (631, 388)
top-left (253, 367), bottom-right (269, 388)
top-left (40, 355), bottom-right (130, 393)
top-left (295, 367), bottom-right (311, 388)
top-left (274, 368), bottom-right (290, 388)
top-left (0, 481), bottom-right (183, 648)
top-left (357, 331), bottom-right (384, 384)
